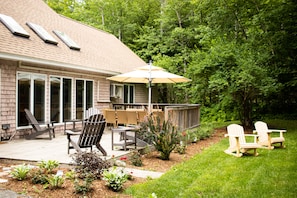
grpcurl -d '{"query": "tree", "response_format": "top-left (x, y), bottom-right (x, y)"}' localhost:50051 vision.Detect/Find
top-left (45, 0), bottom-right (297, 126)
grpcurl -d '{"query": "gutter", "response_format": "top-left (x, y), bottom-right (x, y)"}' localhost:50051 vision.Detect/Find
top-left (0, 52), bottom-right (120, 76)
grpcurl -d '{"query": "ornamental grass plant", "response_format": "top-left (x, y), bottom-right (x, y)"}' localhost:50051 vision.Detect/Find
top-left (126, 120), bottom-right (297, 198)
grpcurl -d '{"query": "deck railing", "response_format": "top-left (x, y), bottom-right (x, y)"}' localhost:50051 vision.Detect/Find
top-left (165, 105), bottom-right (200, 131)
top-left (112, 103), bottom-right (200, 131)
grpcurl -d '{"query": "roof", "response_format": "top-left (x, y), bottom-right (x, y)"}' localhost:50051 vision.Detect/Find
top-left (0, 0), bottom-right (146, 75)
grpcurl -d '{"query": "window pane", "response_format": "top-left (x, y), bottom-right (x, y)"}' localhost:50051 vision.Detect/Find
top-left (86, 81), bottom-right (93, 110)
top-left (63, 78), bottom-right (72, 121)
top-left (33, 75), bottom-right (45, 122)
top-left (123, 85), bottom-right (134, 103)
top-left (129, 85), bottom-right (134, 103)
top-left (18, 74), bottom-right (30, 126)
top-left (50, 77), bottom-right (60, 122)
top-left (76, 80), bottom-right (84, 119)
top-left (124, 85), bottom-right (128, 103)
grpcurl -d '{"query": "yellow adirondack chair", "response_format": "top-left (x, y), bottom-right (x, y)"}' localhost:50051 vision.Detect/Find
top-left (254, 121), bottom-right (286, 149)
top-left (225, 124), bottom-right (261, 157)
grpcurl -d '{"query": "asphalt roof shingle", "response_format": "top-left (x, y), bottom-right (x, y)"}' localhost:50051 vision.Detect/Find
top-left (0, 0), bottom-right (146, 75)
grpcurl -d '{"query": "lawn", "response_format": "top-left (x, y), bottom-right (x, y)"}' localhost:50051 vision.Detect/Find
top-left (125, 120), bottom-right (297, 198)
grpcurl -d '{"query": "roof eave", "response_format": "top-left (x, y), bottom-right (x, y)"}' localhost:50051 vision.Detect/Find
top-left (0, 52), bottom-right (120, 76)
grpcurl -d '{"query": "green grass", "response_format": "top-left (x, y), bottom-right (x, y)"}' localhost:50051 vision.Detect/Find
top-left (125, 120), bottom-right (297, 198)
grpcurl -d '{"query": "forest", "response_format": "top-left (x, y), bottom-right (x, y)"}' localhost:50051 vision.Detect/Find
top-left (45, 0), bottom-right (297, 128)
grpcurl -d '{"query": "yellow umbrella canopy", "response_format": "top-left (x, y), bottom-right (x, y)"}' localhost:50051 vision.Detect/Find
top-left (107, 63), bottom-right (191, 111)
top-left (107, 64), bottom-right (190, 83)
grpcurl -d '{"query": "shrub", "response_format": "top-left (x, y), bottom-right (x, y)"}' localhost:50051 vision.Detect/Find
top-left (10, 164), bottom-right (31, 181)
top-left (30, 168), bottom-right (49, 184)
top-left (74, 176), bottom-right (94, 195)
top-left (102, 167), bottom-right (128, 192)
top-left (71, 151), bottom-right (111, 179)
top-left (129, 151), bottom-right (143, 167)
top-left (175, 142), bottom-right (187, 154)
top-left (146, 115), bottom-right (179, 160)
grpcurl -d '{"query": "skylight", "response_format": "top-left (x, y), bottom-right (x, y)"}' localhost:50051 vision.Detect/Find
top-left (27, 22), bottom-right (58, 45)
top-left (0, 13), bottom-right (30, 38)
top-left (53, 30), bottom-right (80, 50)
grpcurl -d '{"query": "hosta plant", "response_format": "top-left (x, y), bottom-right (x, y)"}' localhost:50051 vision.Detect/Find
top-left (45, 175), bottom-right (64, 189)
top-left (10, 164), bottom-right (31, 181)
top-left (37, 160), bottom-right (59, 174)
top-left (102, 167), bottom-right (128, 192)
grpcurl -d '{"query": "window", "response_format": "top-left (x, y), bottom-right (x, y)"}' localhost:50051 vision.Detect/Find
top-left (76, 80), bottom-right (93, 119)
top-left (53, 30), bottom-right (80, 50)
top-left (50, 77), bottom-right (60, 122)
top-left (17, 73), bottom-right (45, 126)
top-left (63, 78), bottom-right (72, 121)
top-left (27, 22), bottom-right (58, 45)
top-left (110, 84), bottom-right (123, 98)
top-left (0, 13), bottom-right (30, 38)
top-left (17, 73), bottom-right (94, 126)
top-left (124, 85), bottom-right (134, 103)
top-left (50, 77), bottom-right (72, 122)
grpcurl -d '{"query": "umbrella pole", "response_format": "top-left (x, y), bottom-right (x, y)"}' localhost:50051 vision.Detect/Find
top-left (148, 61), bottom-right (152, 114)
top-left (148, 81), bottom-right (152, 114)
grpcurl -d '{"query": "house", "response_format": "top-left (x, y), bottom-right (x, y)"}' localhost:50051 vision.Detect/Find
top-left (0, 0), bottom-right (152, 139)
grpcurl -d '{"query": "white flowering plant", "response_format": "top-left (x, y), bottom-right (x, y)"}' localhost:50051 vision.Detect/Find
top-left (102, 167), bottom-right (128, 192)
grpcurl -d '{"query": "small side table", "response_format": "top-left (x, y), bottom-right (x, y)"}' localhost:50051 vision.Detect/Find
top-left (111, 126), bottom-right (138, 151)
top-left (64, 119), bottom-right (83, 134)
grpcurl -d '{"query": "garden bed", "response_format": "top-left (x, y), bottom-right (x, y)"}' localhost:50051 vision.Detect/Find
top-left (0, 128), bottom-right (226, 197)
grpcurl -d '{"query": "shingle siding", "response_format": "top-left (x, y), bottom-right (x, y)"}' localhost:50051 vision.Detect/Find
top-left (0, 0), bottom-right (147, 139)
top-left (0, 63), bottom-right (17, 138)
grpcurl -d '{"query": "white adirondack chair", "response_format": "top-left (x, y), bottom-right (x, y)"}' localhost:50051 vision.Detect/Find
top-left (85, 107), bottom-right (101, 120)
top-left (225, 124), bottom-right (261, 157)
top-left (254, 121), bottom-right (286, 149)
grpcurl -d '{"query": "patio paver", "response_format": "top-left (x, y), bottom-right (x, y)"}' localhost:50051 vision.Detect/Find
top-left (0, 129), bottom-right (133, 164)
top-left (0, 129), bottom-right (164, 179)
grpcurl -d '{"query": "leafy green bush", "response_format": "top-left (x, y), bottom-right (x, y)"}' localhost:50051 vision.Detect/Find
top-left (102, 167), bottom-right (128, 192)
top-left (10, 164), bottom-right (31, 181)
top-left (71, 151), bottom-right (111, 179)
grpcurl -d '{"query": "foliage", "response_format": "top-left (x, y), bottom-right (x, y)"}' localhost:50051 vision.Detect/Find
top-left (126, 120), bottom-right (297, 197)
top-left (30, 168), bottom-right (49, 184)
top-left (102, 167), bottom-right (128, 192)
top-left (129, 151), bottom-right (143, 167)
top-left (146, 115), bottom-right (180, 160)
top-left (175, 131), bottom-right (188, 154)
top-left (10, 164), bottom-right (31, 181)
top-left (71, 151), bottom-right (111, 179)
top-left (175, 142), bottom-right (186, 155)
top-left (45, 175), bottom-right (64, 189)
top-left (65, 169), bottom-right (76, 181)
top-left (37, 160), bottom-right (59, 174)
top-left (46, 0), bottom-right (297, 127)
top-left (73, 176), bottom-right (94, 195)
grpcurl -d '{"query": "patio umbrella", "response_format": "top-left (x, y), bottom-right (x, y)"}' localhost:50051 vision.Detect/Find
top-left (107, 62), bottom-right (191, 112)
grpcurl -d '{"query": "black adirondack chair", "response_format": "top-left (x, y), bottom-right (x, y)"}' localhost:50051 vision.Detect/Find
top-left (66, 114), bottom-right (107, 156)
top-left (24, 108), bottom-right (55, 140)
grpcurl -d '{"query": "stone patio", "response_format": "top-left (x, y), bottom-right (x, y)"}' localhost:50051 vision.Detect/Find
top-left (0, 128), bottom-right (138, 165)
